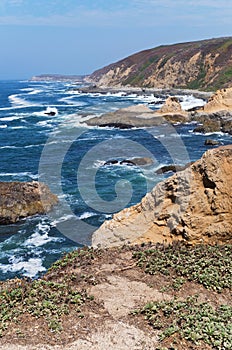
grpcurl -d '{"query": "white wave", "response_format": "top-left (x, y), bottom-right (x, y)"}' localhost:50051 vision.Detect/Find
top-left (0, 257), bottom-right (46, 278)
top-left (134, 95), bottom-right (163, 104)
top-left (20, 88), bottom-right (34, 92)
top-left (0, 124), bottom-right (7, 128)
top-left (0, 144), bottom-right (42, 150)
top-left (23, 222), bottom-right (61, 248)
top-left (0, 115), bottom-right (24, 122)
top-left (78, 212), bottom-right (96, 220)
top-left (50, 214), bottom-right (75, 226)
top-left (0, 145), bottom-right (19, 149)
top-left (19, 88), bottom-right (42, 95)
top-left (178, 95), bottom-right (205, 110)
top-left (27, 89), bottom-right (42, 95)
top-left (58, 96), bottom-right (88, 106)
top-left (106, 91), bottom-right (127, 97)
top-left (9, 126), bottom-right (27, 130)
top-left (25, 144), bottom-right (44, 148)
top-left (8, 94), bottom-right (39, 108)
top-left (36, 120), bottom-right (53, 127)
top-left (0, 171), bottom-right (38, 179)
top-left (194, 131), bottom-right (226, 136)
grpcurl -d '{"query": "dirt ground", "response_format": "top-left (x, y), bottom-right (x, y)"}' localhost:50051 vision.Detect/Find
top-left (0, 245), bottom-right (231, 350)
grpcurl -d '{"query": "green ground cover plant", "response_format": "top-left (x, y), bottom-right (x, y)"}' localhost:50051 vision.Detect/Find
top-left (133, 243), bottom-right (232, 292)
top-left (133, 295), bottom-right (232, 349)
top-left (0, 278), bottom-right (90, 336)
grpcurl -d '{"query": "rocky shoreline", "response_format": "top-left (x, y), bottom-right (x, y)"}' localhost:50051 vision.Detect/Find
top-left (81, 86), bottom-right (232, 134)
top-left (77, 84), bottom-right (213, 100)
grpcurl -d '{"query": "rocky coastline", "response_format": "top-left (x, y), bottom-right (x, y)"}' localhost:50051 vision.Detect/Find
top-left (80, 86), bottom-right (232, 134)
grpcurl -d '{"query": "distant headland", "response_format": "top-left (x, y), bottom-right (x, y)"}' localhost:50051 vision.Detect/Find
top-left (30, 74), bottom-right (88, 82)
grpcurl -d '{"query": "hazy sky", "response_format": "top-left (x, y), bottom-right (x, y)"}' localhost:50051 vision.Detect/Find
top-left (0, 0), bottom-right (231, 79)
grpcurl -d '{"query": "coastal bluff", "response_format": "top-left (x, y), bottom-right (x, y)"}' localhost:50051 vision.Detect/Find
top-left (92, 145), bottom-right (232, 247)
top-left (0, 181), bottom-right (58, 224)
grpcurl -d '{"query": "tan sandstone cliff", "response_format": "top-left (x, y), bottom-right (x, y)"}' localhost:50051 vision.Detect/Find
top-left (92, 145), bottom-right (232, 247)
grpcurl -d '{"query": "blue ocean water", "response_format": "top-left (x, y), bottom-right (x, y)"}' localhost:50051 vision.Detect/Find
top-left (0, 80), bottom-right (231, 280)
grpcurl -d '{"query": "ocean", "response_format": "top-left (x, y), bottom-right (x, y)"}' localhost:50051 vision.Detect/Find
top-left (0, 80), bottom-right (231, 281)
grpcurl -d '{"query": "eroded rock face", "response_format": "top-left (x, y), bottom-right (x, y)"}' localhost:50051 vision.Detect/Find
top-left (202, 88), bottom-right (232, 113)
top-left (92, 146), bottom-right (232, 247)
top-left (0, 181), bottom-right (58, 224)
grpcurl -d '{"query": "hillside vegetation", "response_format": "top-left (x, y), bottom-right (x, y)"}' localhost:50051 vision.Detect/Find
top-left (88, 37), bottom-right (232, 91)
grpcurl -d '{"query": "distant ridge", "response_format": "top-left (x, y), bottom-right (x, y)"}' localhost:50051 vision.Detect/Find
top-left (30, 74), bottom-right (87, 82)
top-left (88, 37), bottom-right (232, 91)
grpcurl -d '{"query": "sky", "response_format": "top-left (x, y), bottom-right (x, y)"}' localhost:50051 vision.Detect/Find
top-left (0, 0), bottom-right (231, 79)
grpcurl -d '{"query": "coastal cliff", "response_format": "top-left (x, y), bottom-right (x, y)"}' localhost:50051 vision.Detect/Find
top-left (87, 37), bottom-right (232, 91)
top-left (92, 145), bottom-right (232, 247)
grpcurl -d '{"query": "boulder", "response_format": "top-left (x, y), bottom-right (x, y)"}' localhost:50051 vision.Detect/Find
top-left (0, 181), bottom-right (58, 224)
top-left (92, 145), bottom-right (232, 247)
top-left (193, 118), bottom-right (221, 133)
top-left (193, 111), bottom-right (232, 134)
top-left (157, 96), bottom-right (187, 115)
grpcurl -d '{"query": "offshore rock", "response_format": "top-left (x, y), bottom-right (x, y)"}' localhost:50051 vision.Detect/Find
top-left (0, 181), bottom-right (58, 225)
top-left (157, 96), bottom-right (187, 116)
top-left (104, 157), bottom-right (154, 167)
top-left (92, 145), bottom-right (232, 247)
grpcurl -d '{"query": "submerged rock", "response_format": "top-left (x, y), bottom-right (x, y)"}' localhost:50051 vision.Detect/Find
top-left (104, 157), bottom-right (154, 167)
top-left (155, 162), bottom-right (193, 174)
top-left (92, 145), bottom-right (232, 247)
top-left (204, 139), bottom-right (220, 146)
top-left (0, 181), bottom-right (58, 225)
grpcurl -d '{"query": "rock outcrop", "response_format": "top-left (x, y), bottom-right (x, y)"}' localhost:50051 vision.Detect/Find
top-left (189, 87), bottom-right (232, 134)
top-left (157, 96), bottom-right (187, 116)
top-left (0, 181), bottom-right (58, 224)
top-left (84, 102), bottom-right (189, 128)
top-left (92, 145), bottom-right (232, 247)
top-left (202, 87), bottom-right (232, 113)
top-left (85, 104), bottom-right (164, 128)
